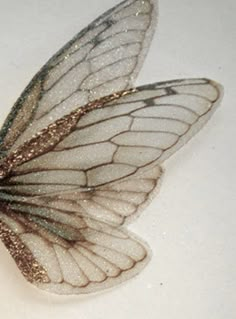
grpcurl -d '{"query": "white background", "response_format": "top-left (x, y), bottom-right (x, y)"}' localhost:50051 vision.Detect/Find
top-left (0, 0), bottom-right (235, 318)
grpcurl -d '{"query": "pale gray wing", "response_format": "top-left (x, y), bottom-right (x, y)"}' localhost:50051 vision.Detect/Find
top-left (0, 211), bottom-right (149, 295)
top-left (0, 0), bottom-right (157, 155)
top-left (0, 78), bottom-right (223, 226)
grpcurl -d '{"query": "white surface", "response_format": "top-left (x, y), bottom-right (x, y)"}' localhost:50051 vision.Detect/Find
top-left (0, 0), bottom-right (235, 318)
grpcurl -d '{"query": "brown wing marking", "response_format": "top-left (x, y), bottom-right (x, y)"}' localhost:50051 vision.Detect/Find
top-left (0, 208), bottom-right (149, 294)
top-left (0, 217), bottom-right (49, 284)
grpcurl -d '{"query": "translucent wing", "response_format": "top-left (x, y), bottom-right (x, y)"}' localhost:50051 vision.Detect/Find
top-left (0, 165), bottom-right (162, 227)
top-left (0, 211), bottom-right (149, 294)
top-left (0, 78), bottom-right (223, 294)
top-left (0, 78), bottom-right (222, 227)
top-left (0, 0), bottom-right (157, 156)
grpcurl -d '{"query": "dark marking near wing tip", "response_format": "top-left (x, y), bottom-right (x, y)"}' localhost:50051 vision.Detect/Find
top-left (165, 87), bottom-right (177, 95)
top-left (92, 36), bottom-right (101, 46)
top-left (91, 19), bottom-right (115, 45)
top-left (144, 97), bottom-right (156, 106)
top-left (104, 19), bottom-right (115, 27)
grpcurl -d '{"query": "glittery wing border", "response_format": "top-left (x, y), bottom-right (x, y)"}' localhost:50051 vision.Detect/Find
top-left (0, 210), bottom-right (149, 294)
top-left (0, 78), bottom-right (222, 228)
top-left (0, 78), bottom-right (223, 294)
top-left (4, 78), bottom-right (222, 186)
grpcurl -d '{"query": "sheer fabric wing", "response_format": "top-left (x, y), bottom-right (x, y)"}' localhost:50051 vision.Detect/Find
top-left (0, 78), bottom-right (222, 226)
top-left (0, 165), bottom-right (162, 226)
top-left (0, 0), bottom-right (157, 155)
top-left (0, 211), bottom-right (149, 294)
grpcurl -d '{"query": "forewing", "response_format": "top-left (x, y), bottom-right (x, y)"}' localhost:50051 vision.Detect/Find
top-left (0, 0), bottom-right (157, 155)
top-left (0, 211), bottom-right (149, 294)
top-left (0, 78), bottom-right (222, 227)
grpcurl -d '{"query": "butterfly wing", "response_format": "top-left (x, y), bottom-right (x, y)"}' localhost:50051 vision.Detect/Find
top-left (0, 211), bottom-right (149, 294)
top-left (0, 78), bottom-right (222, 226)
top-left (0, 0), bottom-right (157, 156)
top-left (0, 78), bottom-right (223, 294)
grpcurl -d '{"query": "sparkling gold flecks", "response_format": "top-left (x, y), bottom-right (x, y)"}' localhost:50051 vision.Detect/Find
top-left (0, 88), bottom-right (137, 179)
top-left (0, 220), bottom-right (49, 283)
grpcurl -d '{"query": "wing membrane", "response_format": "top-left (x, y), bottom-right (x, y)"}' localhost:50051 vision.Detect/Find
top-left (5, 78), bottom-right (222, 187)
top-left (0, 78), bottom-right (222, 232)
top-left (0, 211), bottom-right (149, 294)
top-left (0, 165), bottom-right (162, 226)
top-left (0, 0), bottom-right (157, 155)
top-left (0, 0), bottom-right (223, 295)
top-left (0, 77), bottom-right (222, 294)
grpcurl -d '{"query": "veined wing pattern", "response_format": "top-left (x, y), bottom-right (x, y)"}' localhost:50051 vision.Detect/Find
top-left (0, 0), bottom-right (223, 295)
